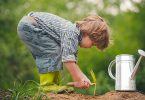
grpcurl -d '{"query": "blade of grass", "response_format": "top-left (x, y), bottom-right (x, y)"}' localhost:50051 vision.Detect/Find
top-left (15, 92), bottom-right (20, 100)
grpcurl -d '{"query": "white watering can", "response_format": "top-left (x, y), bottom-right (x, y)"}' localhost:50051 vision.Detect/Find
top-left (108, 49), bottom-right (145, 91)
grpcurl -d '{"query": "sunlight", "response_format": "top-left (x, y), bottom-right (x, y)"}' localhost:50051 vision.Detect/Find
top-left (120, 0), bottom-right (139, 12)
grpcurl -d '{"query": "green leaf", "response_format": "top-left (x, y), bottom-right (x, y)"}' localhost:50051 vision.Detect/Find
top-left (90, 69), bottom-right (97, 83)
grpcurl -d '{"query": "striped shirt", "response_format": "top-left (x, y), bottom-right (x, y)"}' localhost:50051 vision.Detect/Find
top-left (29, 12), bottom-right (82, 63)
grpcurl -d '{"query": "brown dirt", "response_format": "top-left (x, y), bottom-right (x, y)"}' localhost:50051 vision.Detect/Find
top-left (46, 91), bottom-right (145, 100)
top-left (0, 89), bottom-right (11, 99)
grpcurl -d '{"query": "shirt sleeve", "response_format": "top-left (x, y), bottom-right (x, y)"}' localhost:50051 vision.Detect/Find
top-left (61, 29), bottom-right (79, 62)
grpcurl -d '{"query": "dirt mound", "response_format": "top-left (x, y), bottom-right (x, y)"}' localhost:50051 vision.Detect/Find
top-left (46, 91), bottom-right (145, 100)
top-left (98, 91), bottom-right (145, 100)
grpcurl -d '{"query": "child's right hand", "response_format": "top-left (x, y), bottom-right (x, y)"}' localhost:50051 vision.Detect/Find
top-left (64, 62), bottom-right (92, 88)
top-left (67, 76), bottom-right (92, 88)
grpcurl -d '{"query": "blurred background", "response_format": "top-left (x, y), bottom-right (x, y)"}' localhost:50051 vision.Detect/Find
top-left (0, 0), bottom-right (145, 95)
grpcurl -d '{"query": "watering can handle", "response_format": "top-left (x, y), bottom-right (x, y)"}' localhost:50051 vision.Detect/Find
top-left (108, 60), bottom-right (116, 80)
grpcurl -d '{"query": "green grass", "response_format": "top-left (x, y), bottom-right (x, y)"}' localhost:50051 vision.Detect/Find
top-left (7, 80), bottom-right (48, 100)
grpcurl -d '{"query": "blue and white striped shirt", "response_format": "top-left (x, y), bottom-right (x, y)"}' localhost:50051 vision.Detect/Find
top-left (29, 12), bottom-right (81, 63)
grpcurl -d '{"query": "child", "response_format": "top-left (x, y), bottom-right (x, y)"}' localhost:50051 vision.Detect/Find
top-left (17, 12), bottom-right (109, 93)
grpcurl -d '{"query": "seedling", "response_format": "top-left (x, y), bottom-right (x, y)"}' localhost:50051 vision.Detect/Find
top-left (90, 69), bottom-right (97, 96)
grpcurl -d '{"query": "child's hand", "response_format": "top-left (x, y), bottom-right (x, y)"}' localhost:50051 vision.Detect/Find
top-left (67, 76), bottom-right (91, 88)
top-left (64, 62), bottom-right (92, 88)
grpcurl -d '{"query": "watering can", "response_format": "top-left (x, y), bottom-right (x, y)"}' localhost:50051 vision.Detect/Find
top-left (108, 49), bottom-right (145, 91)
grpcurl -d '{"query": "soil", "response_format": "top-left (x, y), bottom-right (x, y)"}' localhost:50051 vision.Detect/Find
top-left (46, 91), bottom-right (145, 100)
top-left (0, 89), bottom-right (11, 99)
top-left (1, 89), bottom-right (145, 100)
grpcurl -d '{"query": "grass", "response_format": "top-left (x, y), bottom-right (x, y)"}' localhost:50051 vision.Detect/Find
top-left (7, 80), bottom-right (48, 100)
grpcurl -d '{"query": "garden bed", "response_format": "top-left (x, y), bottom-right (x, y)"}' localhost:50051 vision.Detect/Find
top-left (46, 91), bottom-right (145, 100)
top-left (1, 89), bottom-right (145, 100)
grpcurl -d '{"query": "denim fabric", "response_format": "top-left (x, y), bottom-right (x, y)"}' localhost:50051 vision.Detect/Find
top-left (29, 12), bottom-right (80, 62)
top-left (17, 16), bottom-right (63, 73)
top-left (17, 12), bottom-right (81, 73)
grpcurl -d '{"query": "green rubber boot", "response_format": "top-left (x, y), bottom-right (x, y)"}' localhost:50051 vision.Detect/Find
top-left (40, 71), bottom-right (74, 93)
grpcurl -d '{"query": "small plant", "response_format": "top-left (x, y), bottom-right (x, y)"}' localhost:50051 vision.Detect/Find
top-left (90, 69), bottom-right (97, 96)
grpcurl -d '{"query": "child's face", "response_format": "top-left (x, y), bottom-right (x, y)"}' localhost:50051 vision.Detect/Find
top-left (79, 35), bottom-right (94, 48)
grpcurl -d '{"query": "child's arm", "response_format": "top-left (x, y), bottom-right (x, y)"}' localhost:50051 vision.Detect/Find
top-left (64, 62), bottom-right (91, 88)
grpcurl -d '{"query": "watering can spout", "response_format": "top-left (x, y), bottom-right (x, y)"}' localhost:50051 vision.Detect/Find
top-left (130, 49), bottom-right (145, 80)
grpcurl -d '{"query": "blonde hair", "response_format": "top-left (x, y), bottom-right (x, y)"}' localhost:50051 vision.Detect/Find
top-left (76, 15), bottom-right (109, 50)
